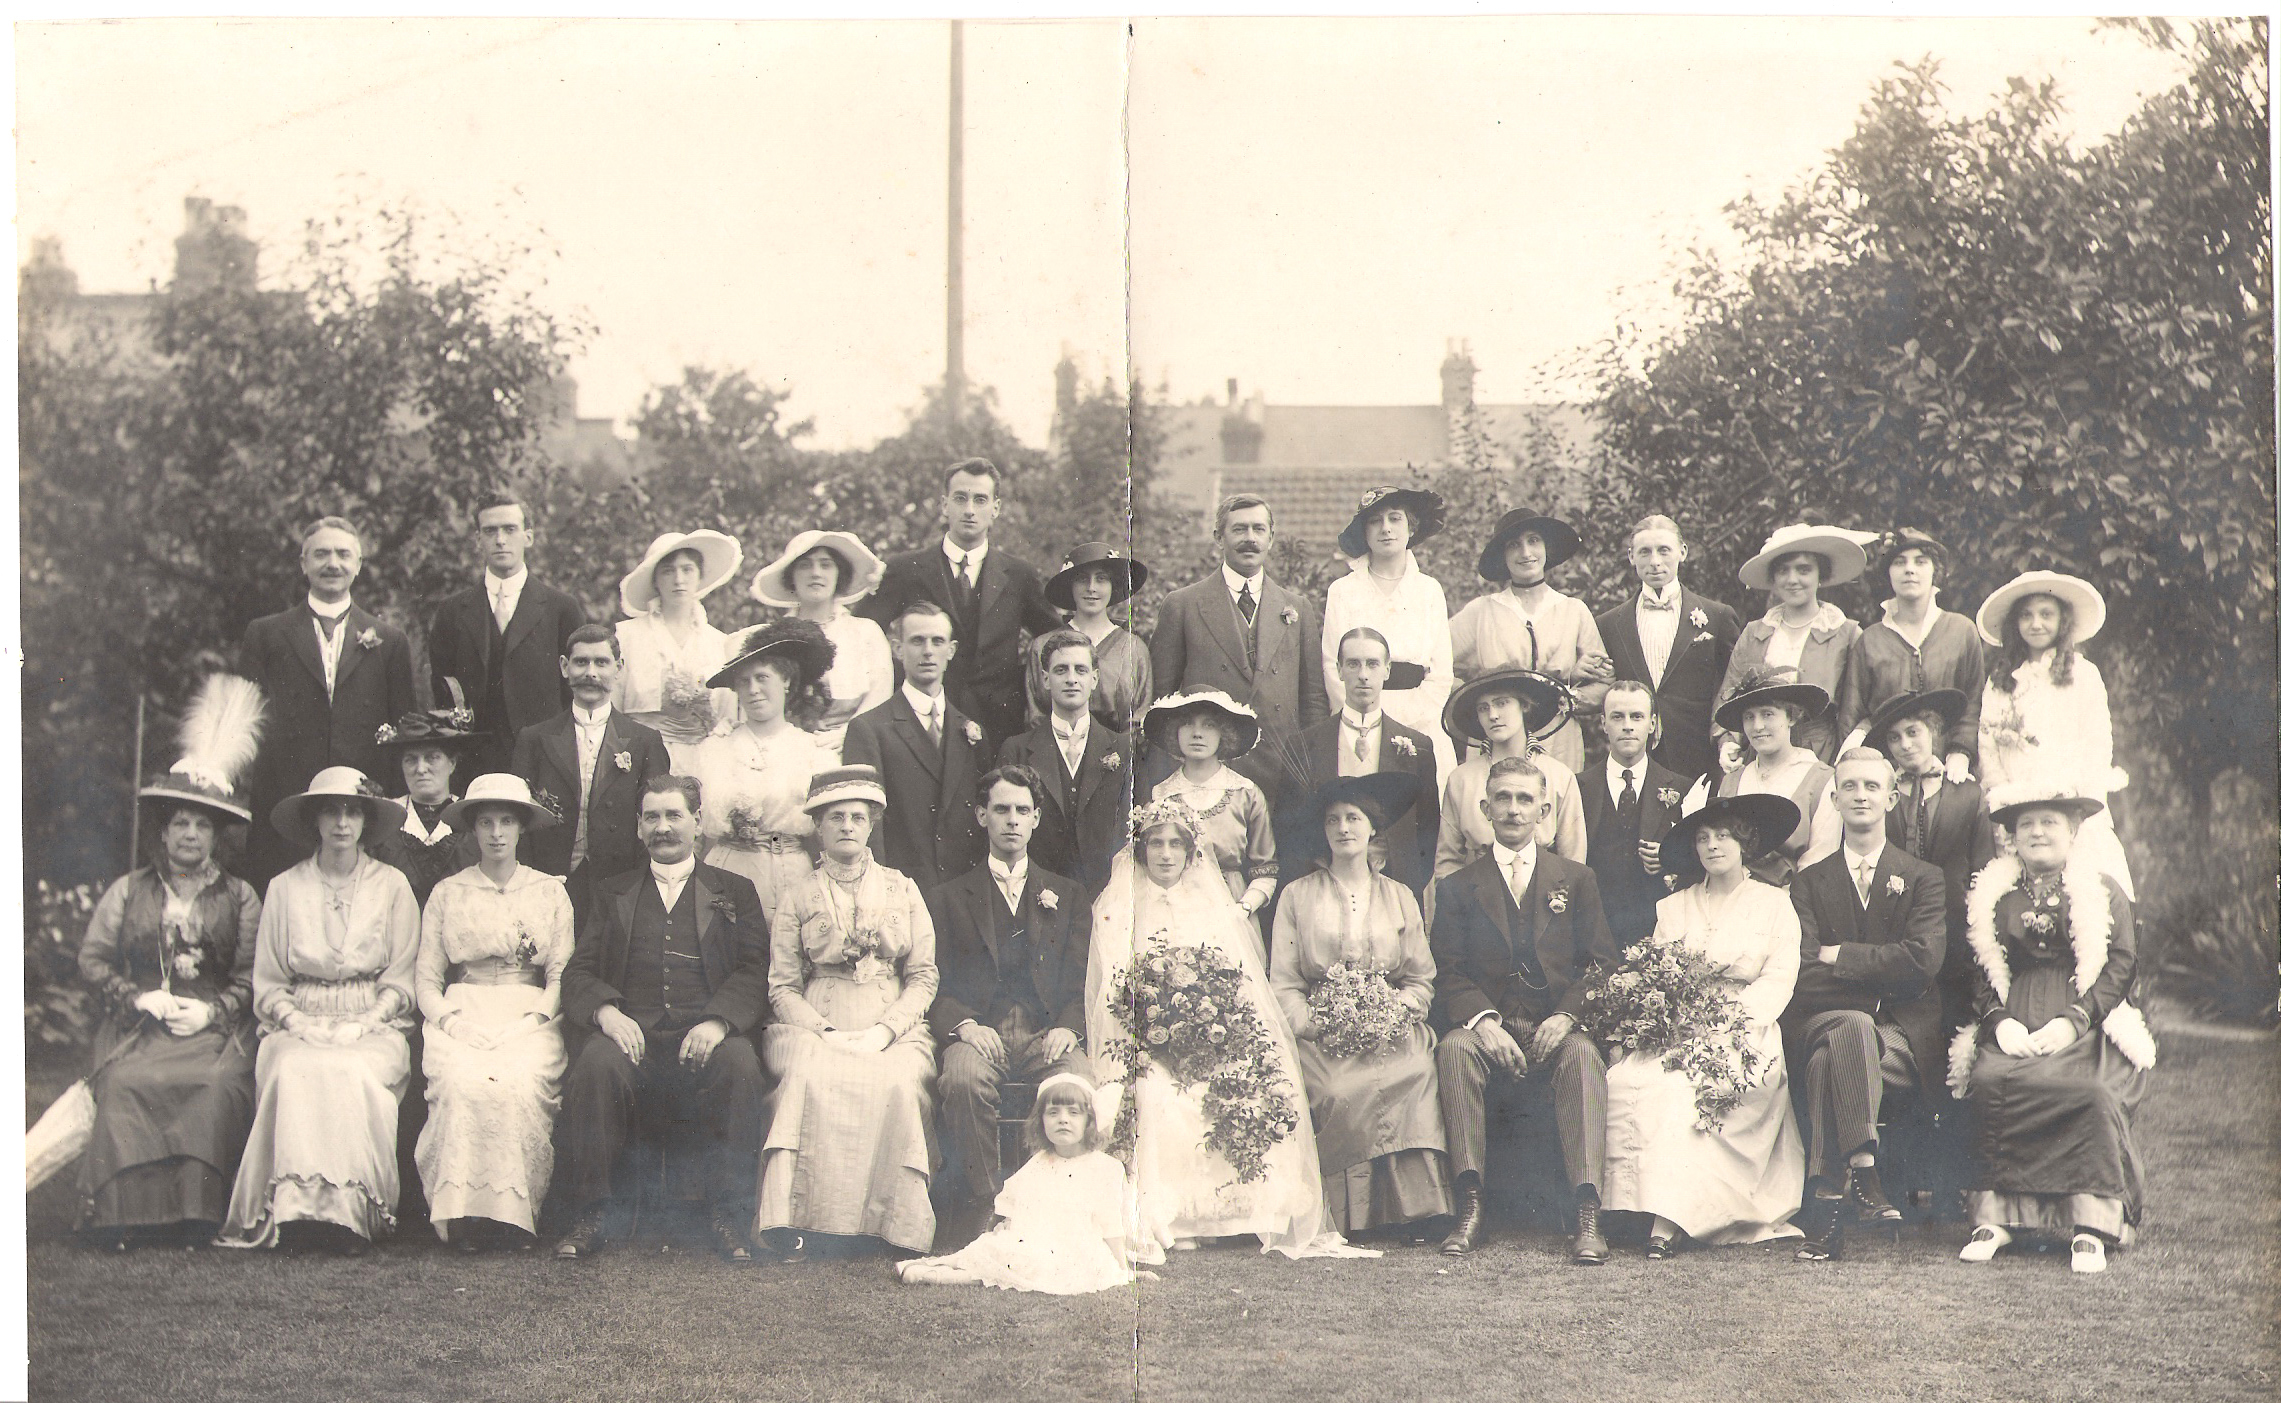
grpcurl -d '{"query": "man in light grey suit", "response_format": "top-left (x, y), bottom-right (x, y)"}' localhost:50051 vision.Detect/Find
top-left (1147, 493), bottom-right (1328, 786)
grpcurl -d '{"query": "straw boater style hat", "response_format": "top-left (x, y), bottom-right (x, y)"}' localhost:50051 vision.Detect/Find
top-left (270, 766), bottom-right (407, 847)
top-left (138, 673), bottom-right (268, 825)
top-left (1985, 780), bottom-right (2105, 831)
top-left (1443, 668), bottom-right (1570, 746)
top-left (1142, 689), bottom-right (1261, 760)
top-left (1477, 508), bottom-right (1582, 580)
top-left (373, 678), bottom-right (483, 758)
top-left (1862, 689), bottom-right (1967, 751)
top-left (438, 772), bottom-right (560, 833)
top-left (749, 529), bottom-right (886, 609)
top-left (1044, 541), bottom-right (1150, 611)
top-left (1974, 570), bottom-right (2107, 648)
top-left (1736, 523), bottom-right (1872, 592)
top-left (803, 765), bottom-right (888, 815)
top-left (1337, 484), bottom-right (1448, 560)
top-left (1713, 666), bottom-right (1832, 735)
top-left (706, 617), bottom-right (837, 689)
top-left (619, 529), bottom-right (744, 617)
top-left (1659, 793), bottom-right (1803, 883)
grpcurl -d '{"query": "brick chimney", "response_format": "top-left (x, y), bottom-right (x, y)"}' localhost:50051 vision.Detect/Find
top-left (173, 197), bottom-right (258, 295)
top-left (1219, 378), bottom-right (1262, 465)
top-left (1439, 340), bottom-right (1476, 416)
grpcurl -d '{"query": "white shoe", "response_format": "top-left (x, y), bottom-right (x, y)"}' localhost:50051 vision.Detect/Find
top-left (1958, 1225), bottom-right (2011, 1262)
top-left (2070, 1234), bottom-right (2109, 1274)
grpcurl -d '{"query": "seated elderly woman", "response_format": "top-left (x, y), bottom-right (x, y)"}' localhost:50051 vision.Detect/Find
top-left (73, 675), bottom-right (266, 1249)
top-left (756, 766), bottom-right (941, 1257)
top-left (1952, 783), bottom-right (2156, 1276)
top-left (221, 767), bottom-right (422, 1255)
top-left (1269, 772), bottom-right (1452, 1237)
top-left (414, 774), bottom-right (573, 1252)
top-left (1697, 668), bottom-right (1841, 886)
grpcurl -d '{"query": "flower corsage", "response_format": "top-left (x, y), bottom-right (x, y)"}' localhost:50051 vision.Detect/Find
top-left (1688, 607), bottom-right (1709, 628)
top-left (1102, 752), bottom-right (1123, 771)
top-left (1280, 606), bottom-right (1299, 624)
top-left (1657, 786), bottom-right (1681, 808)
top-left (356, 627), bottom-right (382, 651)
top-left (963, 720), bottom-right (984, 746)
top-left (613, 749), bottom-right (633, 772)
top-left (1391, 735), bottom-right (1417, 757)
top-left (1546, 885), bottom-right (1570, 915)
top-left (1885, 874), bottom-right (1905, 897)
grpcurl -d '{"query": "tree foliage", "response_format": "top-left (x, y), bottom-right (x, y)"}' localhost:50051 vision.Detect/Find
top-left (1582, 19), bottom-right (2274, 1011)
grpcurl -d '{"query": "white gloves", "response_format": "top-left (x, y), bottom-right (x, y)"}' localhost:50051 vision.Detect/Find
top-left (133, 989), bottom-right (181, 1019)
top-left (1945, 752), bottom-right (1974, 784)
top-left (1994, 1018), bottom-right (2035, 1057)
top-left (162, 1000), bottom-right (214, 1036)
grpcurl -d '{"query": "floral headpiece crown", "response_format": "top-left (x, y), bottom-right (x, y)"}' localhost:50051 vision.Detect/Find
top-left (1128, 799), bottom-right (1203, 846)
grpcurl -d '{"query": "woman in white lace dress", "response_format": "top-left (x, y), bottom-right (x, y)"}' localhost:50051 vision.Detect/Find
top-left (612, 530), bottom-right (744, 770)
top-left (690, 619), bottom-right (836, 930)
top-left (1976, 572), bottom-right (2134, 899)
top-left (413, 774), bottom-right (572, 1250)
top-left (749, 530), bottom-right (894, 763)
top-left (1322, 487), bottom-right (1458, 778)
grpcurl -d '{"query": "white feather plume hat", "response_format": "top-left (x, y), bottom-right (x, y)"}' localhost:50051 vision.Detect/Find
top-left (138, 674), bottom-right (268, 824)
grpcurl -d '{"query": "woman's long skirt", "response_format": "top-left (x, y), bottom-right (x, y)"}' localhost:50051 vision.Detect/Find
top-left (78, 1018), bottom-right (256, 1232)
top-left (220, 1025), bottom-right (410, 1246)
top-left (416, 984), bottom-right (566, 1235)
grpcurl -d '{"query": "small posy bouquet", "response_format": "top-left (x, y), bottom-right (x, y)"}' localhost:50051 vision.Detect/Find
top-left (842, 926), bottom-right (890, 985)
top-left (1103, 937), bottom-right (1300, 1183)
top-left (1577, 939), bottom-right (1763, 1132)
top-left (1307, 962), bottom-right (1412, 1060)
top-left (662, 669), bottom-right (718, 731)
top-left (723, 797), bottom-right (771, 849)
top-left (510, 920), bottom-right (541, 969)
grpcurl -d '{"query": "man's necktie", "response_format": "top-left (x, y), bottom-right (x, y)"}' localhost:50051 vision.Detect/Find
top-left (1618, 768), bottom-right (1638, 824)
top-left (492, 586), bottom-right (512, 632)
top-left (316, 612), bottom-right (341, 641)
top-left (1854, 859), bottom-right (1874, 905)
top-left (1345, 715), bottom-right (1377, 762)
top-left (1236, 583), bottom-right (1257, 623)
top-left (925, 705), bottom-right (941, 745)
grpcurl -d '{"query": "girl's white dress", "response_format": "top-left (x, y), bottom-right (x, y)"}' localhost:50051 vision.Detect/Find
top-left (1085, 848), bottom-right (1374, 1264)
top-left (1321, 553), bottom-right (1459, 778)
top-left (1602, 879), bottom-right (1806, 1244)
top-left (908, 1149), bottom-right (1136, 1295)
top-left (613, 607), bottom-right (738, 770)
top-left (1979, 653), bottom-right (2134, 899)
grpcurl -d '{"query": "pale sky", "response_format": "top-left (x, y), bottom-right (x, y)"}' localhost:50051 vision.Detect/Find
top-left (17, 16), bottom-right (2189, 446)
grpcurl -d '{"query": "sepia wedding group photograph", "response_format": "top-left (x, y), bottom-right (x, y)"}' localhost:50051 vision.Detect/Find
top-left (11, 11), bottom-right (2275, 1402)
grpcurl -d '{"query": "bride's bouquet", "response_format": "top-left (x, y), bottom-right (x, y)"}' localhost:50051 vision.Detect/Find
top-left (661, 668), bottom-right (718, 733)
top-left (721, 797), bottom-right (771, 849)
top-left (1103, 937), bottom-right (1300, 1183)
top-left (1576, 940), bottom-right (1763, 1132)
top-left (1306, 963), bottom-right (1413, 1060)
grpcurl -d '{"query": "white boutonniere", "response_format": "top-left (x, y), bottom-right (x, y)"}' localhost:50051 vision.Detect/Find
top-left (1280, 606), bottom-right (1299, 625)
top-left (355, 627), bottom-right (382, 651)
top-left (613, 750), bottom-right (632, 772)
top-left (1391, 735), bottom-right (1417, 757)
top-left (1037, 889), bottom-right (1060, 912)
top-left (963, 720), bottom-right (984, 746)
top-left (1886, 874), bottom-right (1905, 896)
top-left (1688, 607), bottom-right (1709, 628)
top-left (1546, 886), bottom-right (1570, 915)
top-left (1657, 786), bottom-right (1681, 808)
top-left (1102, 752), bottom-right (1122, 771)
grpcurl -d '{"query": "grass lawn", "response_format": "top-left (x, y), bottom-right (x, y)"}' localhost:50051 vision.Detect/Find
top-left (25, 1021), bottom-right (2279, 1403)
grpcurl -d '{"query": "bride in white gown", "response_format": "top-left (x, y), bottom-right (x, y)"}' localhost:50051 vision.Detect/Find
top-left (1086, 802), bottom-right (1372, 1264)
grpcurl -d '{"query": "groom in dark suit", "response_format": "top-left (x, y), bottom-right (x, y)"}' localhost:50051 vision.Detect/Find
top-left (1270, 627), bottom-right (1439, 902)
top-left (1147, 493), bottom-right (1328, 788)
top-left (426, 497), bottom-right (585, 778)
top-left (853, 458), bottom-right (1064, 749)
top-left (511, 625), bottom-right (673, 913)
top-left (1579, 682), bottom-right (1689, 950)
top-left (240, 516), bottom-right (419, 886)
top-left (1593, 514), bottom-right (1741, 783)
top-left (995, 630), bottom-right (1133, 901)
top-left (1430, 757), bottom-right (1618, 1264)
top-left (1783, 748), bottom-right (1948, 1260)
top-left (925, 765), bottom-right (1092, 1246)
top-left (843, 601), bottom-right (989, 890)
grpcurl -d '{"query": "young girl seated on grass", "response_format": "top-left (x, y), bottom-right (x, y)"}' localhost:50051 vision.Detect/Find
top-left (896, 1071), bottom-right (1142, 1294)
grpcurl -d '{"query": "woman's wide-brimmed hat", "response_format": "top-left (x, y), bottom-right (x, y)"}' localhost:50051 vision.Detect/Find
top-left (1713, 666), bottom-right (1832, 735)
top-left (1338, 484), bottom-right (1448, 560)
top-left (373, 678), bottom-right (483, 755)
top-left (1477, 508), bottom-right (1582, 580)
top-left (619, 529), bottom-right (744, 617)
top-left (1975, 570), bottom-right (2107, 648)
top-left (804, 764), bottom-right (888, 815)
top-left (1985, 781), bottom-right (2105, 830)
top-left (438, 772), bottom-right (559, 833)
top-left (1660, 793), bottom-right (1802, 883)
top-left (1142, 689), bottom-right (1261, 759)
top-left (138, 673), bottom-right (268, 826)
top-left (270, 766), bottom-right (406, 846)
top-left (749, 529), bottom-right (885, 609)
top-left (1862, 689), bottom-right (1967, 752)
top-left (1275, 771), bottom-right (1422, 872)
top-left (1443, 668), bottom-right (1570, 745)
top-left (706, 617), bottom-right (837, 690)
top-left (1044, 541), bottom-right (1150, 611)
top-left (1736, 523), bottom-right (1872, 592)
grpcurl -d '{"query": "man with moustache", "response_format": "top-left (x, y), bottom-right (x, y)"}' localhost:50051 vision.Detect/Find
top-left (240, 516), bottom-right (419, 886)
top-left (555, 775), bottom-right (773, 1264)
top-left (511, 624), bottom-right (673, 913)
top-left (995, 630), bottom-right (1133, 900)
top-left (924, 766), bottom-right (1092, 1247)
top-left (1579, 682), bottom-right (1689, 951)
top-left (855, 458), bottom-right (1063, 750)
top-left (1148, 493), bottom-right (1327, 788)
top-left (843, 602), bottom-right (990, 890)
top-left (1594, 515), bottom-right (1742, 784)
top-left (426, 496), bottom-right (585, 779)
